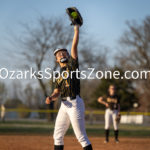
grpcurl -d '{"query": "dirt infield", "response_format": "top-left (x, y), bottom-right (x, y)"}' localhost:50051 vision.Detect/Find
top-left (0, 135), bottom-right (150, 150)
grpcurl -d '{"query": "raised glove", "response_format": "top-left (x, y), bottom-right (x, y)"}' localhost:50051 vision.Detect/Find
top-left (66, 7), bottom-right (83, 26)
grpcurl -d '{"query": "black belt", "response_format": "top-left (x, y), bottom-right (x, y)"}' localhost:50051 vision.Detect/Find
top-left (61, 96), bottom-right (77, 101)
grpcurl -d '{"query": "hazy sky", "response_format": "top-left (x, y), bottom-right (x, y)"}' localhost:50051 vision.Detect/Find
top-left (0, 0), bottom-right (150, 68)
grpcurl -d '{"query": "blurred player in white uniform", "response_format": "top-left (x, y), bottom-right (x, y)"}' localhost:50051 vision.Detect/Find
top-left (98, 85), bottom-right (120, 143)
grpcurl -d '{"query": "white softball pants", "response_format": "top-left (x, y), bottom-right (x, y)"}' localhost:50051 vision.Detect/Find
top-left (53, 95), bottom-right (91, 147)
top-left (105, 108), bottom-right (118, 130)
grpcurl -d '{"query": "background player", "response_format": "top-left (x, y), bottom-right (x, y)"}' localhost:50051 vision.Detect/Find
top-left (45, 25), bottom-right (93, 150)
top-left (97, 85), bottom-right (120, 143)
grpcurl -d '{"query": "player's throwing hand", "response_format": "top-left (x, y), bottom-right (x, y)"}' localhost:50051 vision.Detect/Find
top-left (45, 96), bottom-right (52, 104)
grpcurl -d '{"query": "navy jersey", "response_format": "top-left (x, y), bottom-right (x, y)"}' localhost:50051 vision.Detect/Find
top-left (106, 94), bottom-right (120, 110)
top-left (55, 56), bottom-right (80, 98)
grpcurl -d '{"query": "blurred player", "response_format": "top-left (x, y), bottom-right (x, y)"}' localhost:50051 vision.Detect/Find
top-left (1, 104), bottom-right (6, 122)
top-left (97, 85), bottom-right (120, 143)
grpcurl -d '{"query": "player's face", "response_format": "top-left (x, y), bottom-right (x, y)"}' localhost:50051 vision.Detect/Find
top-left (109, 85), bottom-right (116, 95)
top-left (56, 51), bottom-right (68, 63)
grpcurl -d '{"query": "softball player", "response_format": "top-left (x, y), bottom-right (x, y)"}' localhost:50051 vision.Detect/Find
top-left (97, 85), bottom-right (120, 143)
top-left (45, 25), bottom-right (93, 150)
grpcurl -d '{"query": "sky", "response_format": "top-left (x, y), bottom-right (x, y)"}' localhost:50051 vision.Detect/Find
top-left (0, 0), bottom-right (150, 68)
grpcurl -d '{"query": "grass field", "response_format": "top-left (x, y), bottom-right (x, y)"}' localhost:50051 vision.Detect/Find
top-left (0, 120), bottom-right (150, 150)
top-left (0, 120), bottom-right (150, 137)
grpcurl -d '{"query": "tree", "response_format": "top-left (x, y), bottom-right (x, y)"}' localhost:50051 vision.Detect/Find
top-left (11, 81), bottom-right (23, 100)
top-left (16, 16), bottom-right (74, 117)
top-left (79, 40), bottom-right (108, 108)
top-left (90, 67), bottom-right (138, 111)
top-left (5, 98), bottom-right (22, 108)
top-left (117, 16), bottom-right (150, 111)
top-left (79, 40), bottom-right (108, 70)
top-left (23, 84), bottom-right (34, 108)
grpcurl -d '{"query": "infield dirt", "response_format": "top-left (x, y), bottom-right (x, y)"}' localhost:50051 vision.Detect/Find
top-left (0, 135), bottom-right (150, 150)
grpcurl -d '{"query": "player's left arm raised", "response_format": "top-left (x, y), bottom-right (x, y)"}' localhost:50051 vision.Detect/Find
top-left (71, 25), bottom-right (79, 59)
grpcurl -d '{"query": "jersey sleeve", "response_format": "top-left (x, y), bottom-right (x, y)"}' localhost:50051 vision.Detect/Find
top-left (54, 80), bottom-right (59, 89)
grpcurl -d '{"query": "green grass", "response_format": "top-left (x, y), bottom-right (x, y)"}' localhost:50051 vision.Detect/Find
top-left (0, 120), bottom-right (150, 137)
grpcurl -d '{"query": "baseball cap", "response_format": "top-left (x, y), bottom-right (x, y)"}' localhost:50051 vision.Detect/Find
top-left (53, 48), bottom-right (68, 56)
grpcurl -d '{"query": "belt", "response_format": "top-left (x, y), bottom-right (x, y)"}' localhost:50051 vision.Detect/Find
top-left (61, 96), bottom-right (77, 101)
